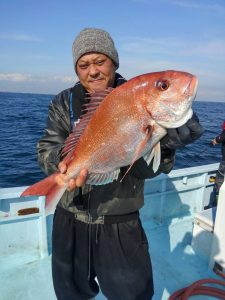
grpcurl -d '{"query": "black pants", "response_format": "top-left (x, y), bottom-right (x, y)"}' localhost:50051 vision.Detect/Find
top-left (52, 207), bottom-right (154, 300)
top-left (216, 160), bottom-right (225, 192)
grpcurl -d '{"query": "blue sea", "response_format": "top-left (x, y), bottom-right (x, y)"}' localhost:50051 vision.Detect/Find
top-left (0, 91), bottom-right (224, 188)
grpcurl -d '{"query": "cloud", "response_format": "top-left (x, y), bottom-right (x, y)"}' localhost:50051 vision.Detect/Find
top-left (0, 73), bottom-right (76, 95)
top-left (119, 36), bottom-right (225, 59)
top-left (120, 36), bottom-right (184, 55)
top-left (0, 73), bottom-right (33, 82)
top-left (130, 0), bottom-right (150, 3)
top-left (28, 55), bottom-right (51, 60)
top-left (52, 76), bottom-right (75, 83)
top-left (0, 33), bottom-right (42, 42)
top-left (169, 0), bottom-right (225, 12)
top-left (0, 73), bottom-right (74, 83)
top-left (192, 40), bottom-right (225, 57)
top-left (130, 0), bottom-right (225, 12)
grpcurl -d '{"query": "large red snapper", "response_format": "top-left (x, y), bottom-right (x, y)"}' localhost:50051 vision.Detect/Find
top-left (21, 70), bottom-right (198, 214)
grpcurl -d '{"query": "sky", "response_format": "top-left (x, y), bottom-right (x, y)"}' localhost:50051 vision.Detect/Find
top-left (0, 0), bottom-right (225, 101)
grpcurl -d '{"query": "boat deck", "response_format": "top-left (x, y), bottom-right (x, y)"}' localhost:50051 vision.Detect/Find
top-left (0, 214), bottom-right (221, 300)
top-left (1, 164), bottom-right (225, 300)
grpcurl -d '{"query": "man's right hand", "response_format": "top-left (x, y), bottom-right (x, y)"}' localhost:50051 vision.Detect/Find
top-left (57, 161), bottom-right (88, 191)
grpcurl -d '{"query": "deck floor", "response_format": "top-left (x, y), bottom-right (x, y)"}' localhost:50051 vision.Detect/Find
top-left (0, 216), bottom-right (222, 300)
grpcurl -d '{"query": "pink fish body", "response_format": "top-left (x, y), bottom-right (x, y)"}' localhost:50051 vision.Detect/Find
top-left (21, 70), bottom-right (197, 214)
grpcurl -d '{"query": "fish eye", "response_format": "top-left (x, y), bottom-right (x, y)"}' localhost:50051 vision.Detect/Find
top-left (155, 80), bottom-right (169, 91)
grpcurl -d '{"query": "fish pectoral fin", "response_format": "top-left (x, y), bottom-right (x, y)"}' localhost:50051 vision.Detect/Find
top-left (87, 169), bottom-right (120, 185)
top-left (143, 142), bottom-right (161, 173)
top-left (120, 125), bottom-right (153, 182)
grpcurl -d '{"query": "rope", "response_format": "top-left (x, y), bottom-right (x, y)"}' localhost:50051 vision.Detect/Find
top-left (169, 267), bottom-right (225, 299)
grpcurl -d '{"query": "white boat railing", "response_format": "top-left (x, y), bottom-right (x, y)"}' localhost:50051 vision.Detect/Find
top-left (0, 190), bottom-right (49, 259)
top-left (0, 163), bottom-right (219, 262)
top-left (142, 163), bottom-right (218, 225)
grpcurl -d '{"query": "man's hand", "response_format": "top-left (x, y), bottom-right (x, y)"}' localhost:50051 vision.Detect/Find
top-left (57, 161), bottom-right (88, 192)
top-left (161, 112), bottom-right (204, 150)
top-left (211, 139), bottom-right (217, 146)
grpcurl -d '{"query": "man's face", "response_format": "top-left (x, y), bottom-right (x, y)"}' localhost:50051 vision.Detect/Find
top-left (76, 53), bottom-right (116, 92)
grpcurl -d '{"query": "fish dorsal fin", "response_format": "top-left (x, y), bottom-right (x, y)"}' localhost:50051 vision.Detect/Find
top-left (87, 169), bottom-right (120, 185)
top-left (62, 88), bottom-right (114, 159)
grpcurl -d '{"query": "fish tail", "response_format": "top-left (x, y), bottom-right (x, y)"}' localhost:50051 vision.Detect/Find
top-left (20, 173), bottom-right (66, 215)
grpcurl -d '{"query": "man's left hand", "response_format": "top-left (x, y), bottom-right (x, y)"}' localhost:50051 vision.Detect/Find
top-left (211, 139), bottom-right (217, 146)
top-left (160, 112), bottom-right (204, 150)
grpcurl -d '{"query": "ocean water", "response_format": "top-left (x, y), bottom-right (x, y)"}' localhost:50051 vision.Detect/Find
top-left (0, 91), bottom-right (224, 188)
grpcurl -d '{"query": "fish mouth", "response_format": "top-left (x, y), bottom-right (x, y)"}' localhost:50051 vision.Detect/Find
top-left (156, 103), bottom-right (193, 129)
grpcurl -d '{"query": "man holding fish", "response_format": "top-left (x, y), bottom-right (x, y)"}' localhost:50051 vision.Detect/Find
top-left (28, 28), bottom-right (204, 299)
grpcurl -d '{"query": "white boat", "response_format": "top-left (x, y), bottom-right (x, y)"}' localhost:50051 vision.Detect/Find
top-left (1, 163), bottom-right (225, 300)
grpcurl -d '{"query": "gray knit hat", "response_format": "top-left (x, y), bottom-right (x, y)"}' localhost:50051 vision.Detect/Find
top-left (72, 28), bottom-right (119, 71)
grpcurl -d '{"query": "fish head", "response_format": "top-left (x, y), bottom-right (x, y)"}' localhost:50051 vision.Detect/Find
top-left (143, 70), bottom-right (198, 128)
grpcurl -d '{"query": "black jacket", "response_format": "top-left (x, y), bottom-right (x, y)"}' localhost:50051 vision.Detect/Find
top-left (37, 73), bottom-right (175, 216)
top-left (215, 130), bottom-right (225, 160)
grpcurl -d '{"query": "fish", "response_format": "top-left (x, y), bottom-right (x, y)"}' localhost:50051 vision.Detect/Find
top-left (21, 70), bottom-right (198, 214)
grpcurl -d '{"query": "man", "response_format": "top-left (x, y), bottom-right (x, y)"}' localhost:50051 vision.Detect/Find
top-left (37, 28), bottom-right (204, 300)
top-left (211, 121), bottom-right (225, 203)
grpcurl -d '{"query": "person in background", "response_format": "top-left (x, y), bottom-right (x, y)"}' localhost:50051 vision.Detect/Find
top-left (37, 28), bottom-right (204, 300)
top-left (210, 121), bottom-right (225, 204)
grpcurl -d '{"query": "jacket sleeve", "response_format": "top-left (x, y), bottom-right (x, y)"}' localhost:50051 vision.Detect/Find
top-left (37, 91), bottom-right (71, 175)
top-left (216, 131), bottom-right (225, 144)
top-left (129, 112), bottom-right (204, 179)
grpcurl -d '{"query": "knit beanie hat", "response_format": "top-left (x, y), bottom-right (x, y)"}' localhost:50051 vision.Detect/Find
top-left (72, 28), bottom-right (119, 71)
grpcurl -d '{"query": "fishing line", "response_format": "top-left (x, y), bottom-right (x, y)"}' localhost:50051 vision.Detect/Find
top-left (181, 144), bottom-right (212, 168)
top-left (199, 143), bottom-right (214, 156)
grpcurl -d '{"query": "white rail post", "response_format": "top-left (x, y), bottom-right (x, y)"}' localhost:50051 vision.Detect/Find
top-left (209, 181), bottom-right (225, 272)
top-left (38, 196), bottom-right (48, 258)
